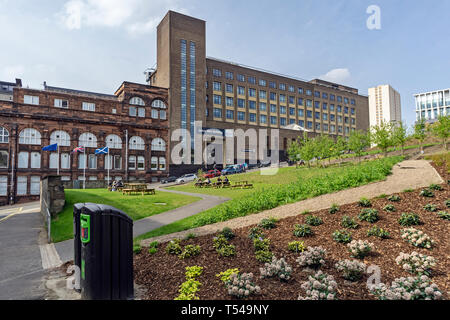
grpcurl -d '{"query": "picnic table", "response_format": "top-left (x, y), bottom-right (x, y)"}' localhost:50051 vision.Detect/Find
top-left (230, 181), bottom-right (253, 189)
top-left (122, 183), bottom-right (155, 196)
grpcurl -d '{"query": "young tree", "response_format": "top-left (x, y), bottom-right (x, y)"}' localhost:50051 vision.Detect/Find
top-left (371, 120), bottom-right (394, 157)
top-left (413, 118), bottom-right (427, 153)
top-left (391, 121), bottom-right (408, 156)
top-left (298, 132), bottom-right (316, 168)
top-left (287, 137), bottom-right (302, 167)
top-left (315, 135), bottom-right (334, 167)
top-left (430, 115), bottom-right (450, 150)
top-left (348, 130), bottom-right (370, 163)
top-left (332, 136), bottom-right (348, 166)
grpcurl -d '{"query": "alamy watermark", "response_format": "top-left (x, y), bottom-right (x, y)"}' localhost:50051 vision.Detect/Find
top-left (367, 5), bottom-right (381, 30)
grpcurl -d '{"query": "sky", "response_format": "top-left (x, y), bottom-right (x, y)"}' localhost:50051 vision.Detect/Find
top-left (1, 0), bottom-right (449, 127)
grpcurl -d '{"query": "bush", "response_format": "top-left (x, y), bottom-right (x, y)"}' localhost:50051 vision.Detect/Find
top-left (395, 252), bottom-right (436, 276)
top-left (358, 208), bottom-right (379, 223)
top-left (148, 241), bottom-right (159, 248)
top-left (335, 259), bottom-right (366, 281)
top-left (423, 204), bottom-right (438, 212)
top-left (213, 235), bottom-right (236, 257)
top-left (398, 213), bottom-right (421, 226)
top-left (248, 227), bottom-right (265, 240)
top-left (216, 268), bottom-right (239, 284)
top-left (420, 189), bottom-right (434, 198)
top-left (260, 256), bottom-right (292, 281)
top-left (436, 211), bottom-right (450, 220)
top-left (148, 247), bottom-right (158, 255)
top-left (388, 195), bottom-right (401, 202)
top-left (367, 226), bottom-right (390, 239)
top-left (369, 275), bottom-right (442, 300)
top-left (347, 240), bottom-right (373, 259)
top-left (179, 245), bottom-right (201, 259)
top-left (383, 204), bottom-right (396, 212)
top-left (341, 216), bottom-right (359, 229)
top-left (288, 241), bottom-right (305, 253)
top-left (445, 199), bottom-right (450, 208)
top-left (401, 228), bottom-right (434, 249)
top-left (429, 184), bottom-right (442, 191)
top-left (293, 224), bottom-right (313, 237)
top-left (298, 271), bottom-right (338, 300)
top-left (174, 266), bottom-right (203, 300)
top-left (184, 233), bottom-right (196, 240)
top-left (255, 250), bottom-right (273, 263)
top-left (258, 217), bottom-right (278, 229)
top-left (332, 230), bottom-right (352, 244)
top-left (133, 244), bottom-right (142, 254)
top-left (226, 273), bottom-right (261, 299)
top-left (219, 227), bottom-right (235, 240)
top-left (166, 239), bottom-right (182, 255)
top-left (253, 238), bottom-right (270, 252)
top-left (329, 203), bottom-right (340, 214)
top-left (358, 197), bottom-right (372, 207)
top-left (305, 215), bottom-right (323, 226)
top-left (296, 246), bottom-right (327, 269)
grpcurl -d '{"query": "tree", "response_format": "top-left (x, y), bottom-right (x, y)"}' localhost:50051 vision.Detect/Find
top-left (371, 120), bottom-right (393, 157)
top-left (348, 130), bottom-right (370, 162)
top-left (332, 136), bottom-right (348, 166)
top-left (315, 135), bottom-right (334, 167)
top-left (413, 118), bottom-right (427, 153)
top-left (287, 138), bottom-right (303, 167)
top-left (430, 115), bottom-right (450, 150)
top-left (298, 132), bottom-right (316, 168)
top-left (391, 121), bottom-right (408, 156)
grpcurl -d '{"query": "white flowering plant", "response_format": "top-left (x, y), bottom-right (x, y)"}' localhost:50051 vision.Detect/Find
top-left (296, 246), bottom-right (327, 269)
top-left (395, 252), bottom-right (436, 276)
top-left (335, 259), bottom-right (366, 281)
top-left (225, 272), bottom-right (261, 299)
top-left (260, 256), bottom-right (293, 281)
top-left (347, 240), bottom-right (373, 259)
top-left (298, 271), bottom-right (338, 300)
top-left (369, 275), bottom-right (443, 300)
top-left (401, 228), bottom-right (434, 249)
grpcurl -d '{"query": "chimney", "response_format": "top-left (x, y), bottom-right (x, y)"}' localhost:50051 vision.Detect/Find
top-left (15, 78), bottom-right (22, 87)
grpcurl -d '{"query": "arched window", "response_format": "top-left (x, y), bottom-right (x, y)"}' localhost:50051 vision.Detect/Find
top-left (151, 138), bottom-right (166, 151)
top-left (151, 100), bottom-right (167, 109)
top-left (79, 132), bottom-right (97, 148)
top-left (19, 128), bottom-right (41, 145)
top-left (105, 134), bottom-right (122, 149)
top-left (0, 127), bottom-right (9, 143)
top-left (130, 97), bottom-right (145, 106)
top-left (129, 136), bottom-right (145, 150)
top-left (50, 130), bottom-right (71, 146)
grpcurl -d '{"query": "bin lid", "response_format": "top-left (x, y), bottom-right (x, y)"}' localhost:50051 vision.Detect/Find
top-left (78, 203), bottom-right (133, 225)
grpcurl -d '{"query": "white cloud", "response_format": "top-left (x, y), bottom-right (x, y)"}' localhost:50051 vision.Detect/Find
top-left (1, 65), bottom-right (25, 81)
top-left (320, 68), bottom-right (351, 84)
top-left (58, 0), bottom-right (187, 36)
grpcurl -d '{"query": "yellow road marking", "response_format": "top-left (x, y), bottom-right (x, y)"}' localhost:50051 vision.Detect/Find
top-left (0, 207), bottom-right (23, 224)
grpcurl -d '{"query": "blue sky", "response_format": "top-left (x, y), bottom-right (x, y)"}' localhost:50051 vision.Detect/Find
top-left (1, 0), bottom-right (449, 126)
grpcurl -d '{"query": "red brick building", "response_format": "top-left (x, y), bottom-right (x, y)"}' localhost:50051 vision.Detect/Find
top-left (0, 80), bottom-right (169, 204)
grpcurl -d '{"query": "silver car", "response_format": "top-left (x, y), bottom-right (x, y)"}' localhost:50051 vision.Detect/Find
top-left (176, 173), bottom-right (198, 184)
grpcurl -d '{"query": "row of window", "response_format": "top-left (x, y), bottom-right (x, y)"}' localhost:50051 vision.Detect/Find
top-left (209, 73), bottom-right (356, 104)
top-left (0, 127), bottom-right (166, 151)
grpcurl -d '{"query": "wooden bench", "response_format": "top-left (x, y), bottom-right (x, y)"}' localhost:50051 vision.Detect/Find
top-left (230, 181), bottom-right (253, 189)
top-left (122, 187), bottom-right (155, 196)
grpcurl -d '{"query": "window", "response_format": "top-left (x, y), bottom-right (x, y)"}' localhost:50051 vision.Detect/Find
top-left (330, 104), bottom-right (335, 112)
top-left (137, 156), bottom-right (145, 171)
top-left (306, 90), bottom-right (312, 96)
top-left (323, 124), bottom-right (328, 132)
top-left (307, 121), bottom-right (313, 129)
top-left (268, 81), bottom-right (276, 89)
top-left (344, 106), bottom-right (349, 114)
top-left (322, 93), bottom-right (328, 99)
top-left (82, 102), bottom-right (95, 112)
top-left (248, 88), bottom-right (256, 97)
top-left (351, 118), bottom-right (356, 125)
top-left (54, 99), bottom-right (68, 108)
top-left (259, 90), bottom-right (267, 100)
top-left (138, 107), bottom-right (145, 118)
top-left (225, 72), bottom-right (233, 80)
top-left (270, 104), bottom-right (277, 113)
top-left (151, 138), bottom-right (166, 151)
top-left (17, 176), bottom-right (27, 195)
top-left (337, 105), bottom-right (342, 113)
top-left (105, 134), bottom-right (122, 149)
top-left (330, 114), bottom-right (335, 121)
top-left (298, 98), bottom-right (304, 106)
top-left (279, 94), bottom-right (286, 103)
top-left (128, 156), bottom-right (136, 170)
top-left (114, 155), bottom-right (122, 170)
top-left (337, 96), bottom-right (342, 103)
top-left (129, 136), bottom-right (145, 150)
top-left (160, 109), bottom-right (167, 120)
top-left (130, 97), bottom-right (145, 106)
top-left (322, 103), bottom-right (328, 111)
top-left (213, 108), bottom-right (222, 118)
top-left (351, 108), bottom-right (355, 115)
top-left (344, 97), bottom-right (349, 104)
top-left (129, 106), bottom-right (137, 117)
top-left (24, 95), bottom-right (39, 105)
top-left (79, 132), bottom-right (97, 148)
top-left (151, 157), bottom-right (158, 170)
top-left (151, 100), bottom-right (167, 109)
top-left (226, 97), bottom-right (234, 107)
top-left (289, 107), bottom-right (295, 116)
top-left (30, 152), bottom-right (41, 168)
top-left (0, 176), bottom-right (7, 196)
top-left (307, 110), bottom-right (312, 118)
top-left (315, 101), bottom-right (320, 109)
top-left (314, 91), bottom-right (320, 98)
top-left (226, 84), bottom-right (233, 93)
top-left (289, 96), bottom-right (295, 104)
top-left (50, 130), bottom-right (70, 146)
top-left (159, 157), bottom-right (166, 171)
top-left (30, 176), bottom-right (40, 195)
top-left (0, 127), bottom-right (9, 143)
top-left (237, 99), bottom-right (245, 108)
top-left (237, 74), bottom-right (245, 82)
top-left (226, 110), bottom-right (234, 119)
top-left (237, 111), bottom-right (245, 121)
top-left (351, 99), bottom-right (356, 105)
top-left (259, 79), bottom-right (266, 86)
top-left (259, 102), bottom-right (267, 112)
top-left (270, 116), bottom-right (277, 125)
top-left (280, 118), bottom-right (287, 126)
top-left (315, 112), bottom-right (320, 120)
top-left (248, 101), bottom-right (256, 110)
top-left (330, 125), bottom-right (336, 133)
top-left (298, 88), bottom-right (304, 94)
top-left (298, 120), bottom-right (304, 127)
top-left (260, 115), bottom-right (267, 124)
top-left (288, 85), bottom-right (295, 93)
top-left (237, 86), bottom-right (245, 95)
top-left (18, 152), bottom-right (29, 168)
top-left (213, 95), bottom-right (222, 105)
top-left (315, 123), bottom-right (321, 131)
top-left (248, 76), bottom-right (256, 84)
top-left (306, 99), bottom-right (312, 107)
top-left (330, 94), bottom-right (335, 101)
top-left (322, 113), bottom-right (328, 121)
top-left (298, 109), bottom-right (304, 117)
top-left (0, 151), bottom-right (7, 168)
top-left (213, 69), bottom-right (222, 77)
top-left (61, 153), bottom-right (70, 169)
top-left (78, 154), bottom-right (86, 169)
top-left (213, 81), bottom-right (221, 91)
top-left (249, 113), bottom-right (256, 122)
top-left (270, 92), bottom-right (277, 101)
top-left (88, 154), bottom-right (97, 169)
top-left (19, 128), bottom-right (41, 145)
top-left (279, 83), bottom-right (286, 91)
top-left (280, 106), bottom-right (286, 114)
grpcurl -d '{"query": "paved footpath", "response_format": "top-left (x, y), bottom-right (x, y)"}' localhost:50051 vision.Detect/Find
top-left (141, 160), bottom-right (444, 246)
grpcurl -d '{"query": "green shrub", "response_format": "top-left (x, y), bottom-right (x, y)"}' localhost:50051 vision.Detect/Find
top-left (293, 224), bottom-right (313, 237)
top-left (420, 189), bottom-right (434, 198)
top-left (358, 197), bottom-right (372, 208)
top-left (148, 247), bottom-right (158, 255)
top-left (288, 241), bottom-right (305, 253)
top-left (429, 184), bottom-right (442, 191)
top-left (423, 204), bottom-right (438, 212)
top-left (184, 233), bottom-right (196, 240)
top-left (148, 241), bottom-right (159, 248)
top-left (253, 238), bottom-right (270, 252)
top-left (179, 245), bottom-right (201, 259)
top-left (255, 250), bottom-right (273, 263)
top-left (388, 195), bottom-right (401, 202)
top-left (403, 189), bottom-right (414, 193)
top-left (301, 210), bottom-right (311, 215)
top-left (332, 230), bottom-right (352, 244)
top-left (383, 204), bottom-right (396, 212)
top-left (359, 208), bottom-right (379, 223)
top-left (376, 194), bottom-right (388, 199)
top-left (166, 239), bottom-right (182, 255)
top-left (305, 215), bottom-right (323, 226)
top-left (367, 226), bottom-right (390, 239)
top-left (133, 244), bottom-right (142, 254)
top-left (219, 227), bottom-right (235, 240)
top-left (399, 213), bottom-right (421, 226)
top-left (436, 211), bottom-right (450, 220)
top-left (329, 203), bottom-right (340, 214)
top-left (445, 199), bottom-right (450, 208)
top-left (341, 216), bottom-right (359, 229)
top-left (258, 217), bottom-right (278, 229)
top-left (213, 235), bottom-right (236, 257)
top-left (248, 227), bottom-right (264, 240)
top-left (174, 266), bottom-right (203, 300)
top-left (216, 268), bottom-right (239, 284)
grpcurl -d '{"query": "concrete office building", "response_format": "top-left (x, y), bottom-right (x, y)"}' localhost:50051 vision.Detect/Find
top-left (414, 88), bottom-right (450, 123)
top-left (368, 84), bottom-right (402, 127)
top-left (149, 11), bottom-right (370, 175)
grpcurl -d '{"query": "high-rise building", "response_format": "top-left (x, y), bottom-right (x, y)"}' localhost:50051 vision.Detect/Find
top-left (368, 84), bottom-right (402, 127)
top-left (414, 89), bottom-right (450, 123)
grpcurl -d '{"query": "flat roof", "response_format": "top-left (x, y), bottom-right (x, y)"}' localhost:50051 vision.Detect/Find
top-left (414, 88), bottom-right (450, 96)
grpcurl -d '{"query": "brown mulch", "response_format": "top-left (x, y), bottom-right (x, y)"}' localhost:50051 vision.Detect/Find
top-left (134, 163), bottom-right (450, 300)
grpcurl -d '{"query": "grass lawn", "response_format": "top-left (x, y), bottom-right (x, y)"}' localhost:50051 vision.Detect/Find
top-left (51, 189), bottom-right (201, 243)
top-left (135, 156), bottom-right (403, 242)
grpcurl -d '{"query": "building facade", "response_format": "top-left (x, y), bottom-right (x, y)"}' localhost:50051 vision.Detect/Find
top-left (0, 81), bottom-right (169, 204)
top-left (414, 88), bottom-right (450, 123)
top-left (368, 84), bottom-right (402, 127)
top-left (149, 11), bottom-right (370, 175)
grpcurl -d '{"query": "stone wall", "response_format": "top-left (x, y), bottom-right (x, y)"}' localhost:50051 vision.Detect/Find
top-left (40, 176), bottom-right (66, 218)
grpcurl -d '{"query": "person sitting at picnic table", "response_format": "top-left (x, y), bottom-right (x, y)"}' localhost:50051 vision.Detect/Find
top-left (217, 176), bottom-right (222, 183)
top-left (206, 178), bottom-right (211, 185)
top-left (111, 180), bottom-right (118, 192)
top-left (116, 180), bottom-right (124, 188)
top-left (223, 176), bottom-right (229, 184)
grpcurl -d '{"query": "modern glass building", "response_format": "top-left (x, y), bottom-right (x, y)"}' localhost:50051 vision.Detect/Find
top-left (414, 89), bottom-right (450, 123)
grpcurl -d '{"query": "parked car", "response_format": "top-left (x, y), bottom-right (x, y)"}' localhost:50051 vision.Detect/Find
top-left (161, 176), bottom-right (177, 184)
top-left (221, 165), bottom-right (237, 175)
top-left (203, 169), bottom-right (221, 179)
top-left (234, 164), bottom-right (245, 173)
top-left (176, 173), bottom-right (198, 184)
